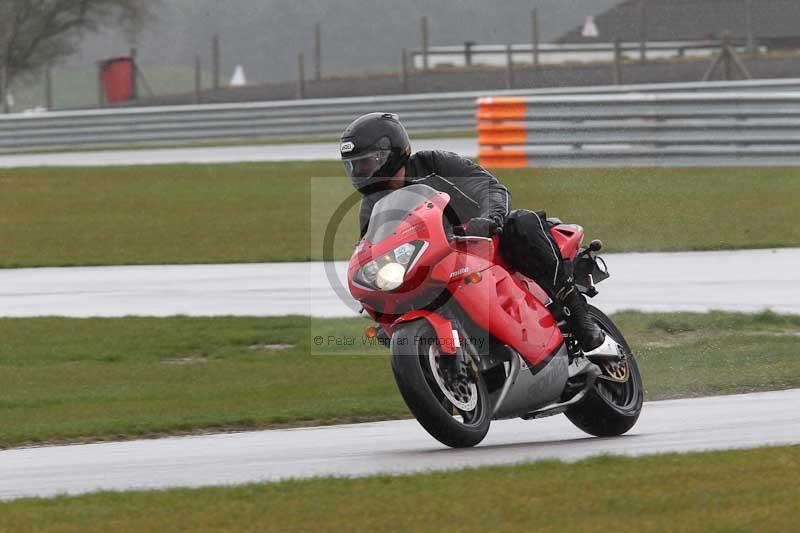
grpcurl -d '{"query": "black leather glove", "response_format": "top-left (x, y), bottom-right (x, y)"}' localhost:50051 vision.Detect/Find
top-left (466, 217), bottom-right (501, 237)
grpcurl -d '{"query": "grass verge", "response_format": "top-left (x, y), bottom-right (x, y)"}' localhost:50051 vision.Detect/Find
top-left (1, 311), bottom-right (798, 449)
top-left (1, 164), bottom-right (798, 267)
top-left (2, 445), bottom-right (799, 531)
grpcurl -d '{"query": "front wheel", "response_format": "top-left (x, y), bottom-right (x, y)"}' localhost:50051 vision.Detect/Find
top-left (390, 320), bottom-right (491, 448)
top-left (565, 305), bottom-right (644, 437)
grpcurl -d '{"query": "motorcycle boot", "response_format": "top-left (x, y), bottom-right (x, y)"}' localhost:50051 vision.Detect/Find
top-left (557, 285), bottom-right (606, 352)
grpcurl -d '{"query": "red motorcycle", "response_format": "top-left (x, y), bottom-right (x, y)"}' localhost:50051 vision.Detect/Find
top-left (348, 184), bottom-right (643, 448)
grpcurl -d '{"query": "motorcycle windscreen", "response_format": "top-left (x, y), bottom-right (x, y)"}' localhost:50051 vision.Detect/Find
top-left (364, 184), bottom-right (439, 244)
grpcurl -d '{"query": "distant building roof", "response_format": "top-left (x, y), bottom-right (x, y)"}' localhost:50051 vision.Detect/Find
top-left (556, 0), bottom-right (800, 44)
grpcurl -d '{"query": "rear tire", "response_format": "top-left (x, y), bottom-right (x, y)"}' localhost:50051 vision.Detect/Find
top-left (565, 306), bottom-right (644, 437)
top-left (390, 320), bottom-right (491, 448)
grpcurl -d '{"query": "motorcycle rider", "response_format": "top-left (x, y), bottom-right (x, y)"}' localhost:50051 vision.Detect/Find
top-left (340, 112), bottom-right (606, 353)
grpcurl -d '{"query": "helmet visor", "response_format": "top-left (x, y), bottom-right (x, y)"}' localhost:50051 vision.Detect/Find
top-left (343, 150), bottom-right (390, 186)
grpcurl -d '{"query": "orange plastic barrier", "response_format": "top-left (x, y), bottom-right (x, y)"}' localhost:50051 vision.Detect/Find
top-left (477, 97), bottom-right (531, 168)
top-left (477, 149), bottom-right (528, 168)
top-left (475, 97), bottom-right (527, 121)
top-left (477, 123), bottom-right (528, 146)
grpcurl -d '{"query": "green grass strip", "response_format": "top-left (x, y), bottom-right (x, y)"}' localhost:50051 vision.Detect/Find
top-left (1, 164), bottom-right (798, 267)
top-left (0, 311), bottom-right (798, 449)
top-left (2, 445), bottom-right (799, 532)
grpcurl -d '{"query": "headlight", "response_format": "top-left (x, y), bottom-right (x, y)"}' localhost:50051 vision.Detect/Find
top-left (376, 262), bottom-right (405, 290)
top-left (361, 260), bottom-right (380, 283)
top-left (354, 241), bottom-right (426, 291)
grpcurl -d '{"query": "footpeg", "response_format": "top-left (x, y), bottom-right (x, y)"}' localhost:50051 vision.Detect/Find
top-left (583, 335), bottom-right (624, 359)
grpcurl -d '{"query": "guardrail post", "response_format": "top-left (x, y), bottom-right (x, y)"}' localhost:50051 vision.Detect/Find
top-left (745, 0), bottom-right (755, 54)
top-left (703, 32), bottom-right (752, 81)
top-left (613, 37), bottom-right (623, 85)
top-left (420, 16), bottom-right (429, 71)
top-left (0, 65), bottom-right (8, 114)
top-left (314, 22), bottom-right (322, 81)
top-left (400, 48), bottom-right (409, 93)
top-left (297, 52), bottom-right (306, 99)
top-left (130, 48), bottom-right (138, 100)
top-left (194, 55), bottom-right (202, 104)
top-left (506, 45), bottom-right (514, 89)
top-left (531, 8), bottom-right (540, 70)
top-left (212, 34), bottom-right (221, 90)
top-left (464, 41), bottom-right (474, 67)
top-left (723, 33), bottom-right (733, 80)
top-left (45, 65), bottom-right (53, 110)
top-left (728, 40), bottom-right (753, 79)
top-left (97, 63), bottom-right (105, 108)
top-left (639, 0), bottom-right (647, 63)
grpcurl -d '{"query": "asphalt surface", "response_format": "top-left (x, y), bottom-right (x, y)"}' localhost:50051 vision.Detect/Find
top-left (1, 248), bottom-right (797, 318)
top-left (0, 262), bottom-right (346, 318)
top-left (1, 389), bottom-right (798, 501)
top-left (0, 139), bottom-right (477, 167)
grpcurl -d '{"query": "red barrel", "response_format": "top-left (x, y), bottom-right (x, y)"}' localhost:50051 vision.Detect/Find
top-left (99, 57), bottom-right (134, 103)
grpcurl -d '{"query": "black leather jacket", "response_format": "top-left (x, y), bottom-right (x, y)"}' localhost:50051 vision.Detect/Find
top-left (358, 150), bottom-right (511, 238)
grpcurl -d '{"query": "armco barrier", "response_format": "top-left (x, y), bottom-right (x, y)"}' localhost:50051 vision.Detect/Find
top-left (2, 79), bottom-right (800, 152)
top-left (476, 92), bottom-right (800, 168)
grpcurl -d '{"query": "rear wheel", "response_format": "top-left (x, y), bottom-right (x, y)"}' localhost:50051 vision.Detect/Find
top-left (565, 305), bottom-right (644, 437)
top-left (390, 320), bottom-right (491, 448)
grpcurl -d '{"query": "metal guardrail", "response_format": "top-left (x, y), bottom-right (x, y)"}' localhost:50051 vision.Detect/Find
top-left (477, 92), bottom-right (800, 168)
top-left (1, 78), bottom-right (800, 152)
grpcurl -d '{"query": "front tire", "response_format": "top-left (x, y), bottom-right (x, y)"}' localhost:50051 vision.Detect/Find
top-left (565, 305), bottom-right (644, 437)
top-left (390, 320), bottom-right (491, 448)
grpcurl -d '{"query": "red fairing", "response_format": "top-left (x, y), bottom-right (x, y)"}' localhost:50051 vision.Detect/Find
top-left (394, 310), bottom-right (459, 354)
top-left (347, 188), bottom-right (565, 368)
top-left (549, 224), bottom-right (585, 261)
top-left (348, 191), bottom-right (452, 312)
top-left (449, 265), bottom-right (562, 367)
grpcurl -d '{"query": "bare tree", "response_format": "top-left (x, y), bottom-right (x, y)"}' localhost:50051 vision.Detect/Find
top-left (0, 0), bottom-right (156, 92)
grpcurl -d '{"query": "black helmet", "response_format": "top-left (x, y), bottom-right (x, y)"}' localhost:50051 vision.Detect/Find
top-left (340, 112), bottom-right (411, 191)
